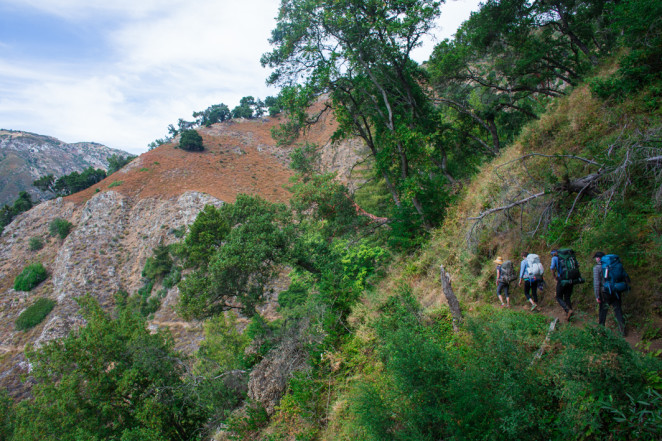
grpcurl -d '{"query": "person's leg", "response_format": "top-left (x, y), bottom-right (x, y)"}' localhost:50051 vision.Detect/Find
top-left (612, 296), bottom-right (626, 336)
top-left (504, 284), bottom-right (510, 306)
top-left (530, 280), bottom-right (539, 308)
top-left (524, 280), bottom-right (532, 302)
top-left (497, 282), bottom-right (505, 305)
top-left (598, 299), bottom-right (608, 325)
top-left (564, 285), bottom-right (573, 311)
top-left (564, 285), bottom-right (574, 320)
top-left (555, 282), bottom-right (570, 312)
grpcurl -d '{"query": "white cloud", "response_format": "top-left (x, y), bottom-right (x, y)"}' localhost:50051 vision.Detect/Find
top-left (0, 0), bottom-right (481, 154)
top-left (0, 0), bottom-right (181, 20)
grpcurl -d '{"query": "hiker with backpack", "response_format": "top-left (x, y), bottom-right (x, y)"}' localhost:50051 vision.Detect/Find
top-left (552, 249), bottom-right (572, 321)
top-left (593, 251), bottom-right (628, 336)
top-left (494, 257), bottom-right (513, 307)
top-left (518, 252), bottom-right (540, 310)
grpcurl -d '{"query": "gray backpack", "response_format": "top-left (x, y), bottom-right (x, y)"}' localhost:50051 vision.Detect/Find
top-left (500, 260), bottom-right (517, 283)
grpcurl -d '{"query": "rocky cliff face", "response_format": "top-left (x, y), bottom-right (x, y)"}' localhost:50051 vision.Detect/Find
top-left (0, 190), bottom-right (223, 395)
top-left (0, 130), bottom-right (131, 205)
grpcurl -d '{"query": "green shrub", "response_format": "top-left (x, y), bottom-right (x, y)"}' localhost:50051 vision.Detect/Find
top-left (13, 263), bottom-right (48, 291)
top-left (28, 236), bottom-right (44, 251)
top-left (15, 298), bottom-right (56, 330)
top-left (49, 218), bottom-right (72, 239)
top-left (108, 181), bottom-right (123, 188)
top-left (179, 129), bottom-right (204, 152)
top-left (162, 266), bottom-right (181, 289)
top-left (142, 244), bottom-right (173, 281)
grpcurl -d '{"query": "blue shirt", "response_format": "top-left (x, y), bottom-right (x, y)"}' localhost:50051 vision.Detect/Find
top-left (519, 259), bottom-right (529, 279)
top-left (551, 255), bottom-right (562, 276)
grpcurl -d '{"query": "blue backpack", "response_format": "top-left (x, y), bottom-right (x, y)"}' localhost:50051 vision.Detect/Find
top-left (601, 254), bottom-right (629, 298)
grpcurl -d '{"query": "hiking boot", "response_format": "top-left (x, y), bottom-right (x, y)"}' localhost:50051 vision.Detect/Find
top-left (566, 309), bottom-right (573, 321)
top-left (531, 303), bottom-right (537, 311)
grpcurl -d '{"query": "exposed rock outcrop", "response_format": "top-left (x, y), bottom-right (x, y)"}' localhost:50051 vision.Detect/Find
top-left (247, 326), bottom-right (311, 415)
top-left (0, 190), bottom-right (224, 395)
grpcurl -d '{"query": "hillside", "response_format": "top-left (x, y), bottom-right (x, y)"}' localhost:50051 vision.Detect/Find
top-left (0, 111), bottom-right (366, 398)
top-left (0, 0), bottom-right (660, 439)
top-left (0, 130), bottom-right (132, 206)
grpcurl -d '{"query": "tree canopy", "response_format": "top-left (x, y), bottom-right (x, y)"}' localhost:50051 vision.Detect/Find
top-left (262, 0), bottom-right (448, 228)
top-left (179, 129), bottom-right (204, 152)
top-left (11, 296), bottom-right (210, 441)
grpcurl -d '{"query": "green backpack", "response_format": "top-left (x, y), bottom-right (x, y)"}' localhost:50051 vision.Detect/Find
top-left (557, 248), bottom-right (585, 286)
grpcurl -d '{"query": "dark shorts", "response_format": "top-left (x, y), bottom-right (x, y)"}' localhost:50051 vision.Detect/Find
top-left (497, 282), bottom-right (509, 297)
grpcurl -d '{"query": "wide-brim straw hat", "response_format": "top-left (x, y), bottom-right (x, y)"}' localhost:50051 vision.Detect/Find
top-left (493, 257), bottom-right (504, 264)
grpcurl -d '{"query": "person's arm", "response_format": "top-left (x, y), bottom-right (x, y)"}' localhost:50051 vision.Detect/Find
top-left (496, 267), bottom-right (501, 285)
top-left (518, 261), bottom-right (526, 286)
top-left (551, 256), bottom-right (558, 280)
top-left (593, 264), bottom-right (602, 302)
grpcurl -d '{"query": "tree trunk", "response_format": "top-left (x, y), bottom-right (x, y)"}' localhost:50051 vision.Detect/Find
top-left (440, 265), bottom-right (462, 331)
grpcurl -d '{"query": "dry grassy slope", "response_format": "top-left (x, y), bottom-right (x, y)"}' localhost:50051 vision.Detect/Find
top-left (375, 85), bottom-right (661, 350)
top-left (0, 110), bottom-right (367, 396)
top-left (67, 106), bottom-right (359, 206)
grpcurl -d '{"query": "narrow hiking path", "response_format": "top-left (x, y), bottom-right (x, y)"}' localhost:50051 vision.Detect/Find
top-left (500, 286), bottom-right (657, 353)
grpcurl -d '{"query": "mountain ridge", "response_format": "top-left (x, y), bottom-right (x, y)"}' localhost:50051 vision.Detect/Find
top-left (0, 129), bottom-right (132, 205)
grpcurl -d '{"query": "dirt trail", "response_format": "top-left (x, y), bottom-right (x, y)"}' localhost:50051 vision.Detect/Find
top-left (503, 289), bottom-right (652, 352)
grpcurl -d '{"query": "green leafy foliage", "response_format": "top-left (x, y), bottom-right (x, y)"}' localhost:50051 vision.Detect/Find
top-left (106, 154), bottom-right (136, 174)
top-left (232, 96), bottom-right (263, 119)
top-left (184, 204), bottom-right (230, 267)
top-left (11, 296), bottom-right (212, 441)
top-left (196, 311), bottom-right (250, 375)
top-left (193, 103), bottom-right (231, 126)
top-left (28, 236), bottom-right (44, 251)
top-left (179, 195), bottom-right (293, 319)
top-left (34, 167), bottom-right (107, 196)
top-left (142, 243), bottom-right (173, 281)
top-left (15, 297), bottom-right (55, 331)
top-left (107, 180), bottom-right (123, 188)
top-left (13, 263), bottom-right (48, 291)
top-left (600, 388), bottom-right (662, 440)
top-left (48, 217), bottom-right (72, 239)
top-left (346, 293), bottom-right (662, 441)
top-left (263, 0), bottom-right (448, 228)
top-left (590, 0), bottom-right (662, 101)
top-left (179, 129), bottom-right (204, 152)
top-left (0, 191), bottom-right (33, 234)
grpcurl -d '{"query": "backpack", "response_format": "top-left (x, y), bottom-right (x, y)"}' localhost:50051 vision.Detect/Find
top-left (527, 254), bottom-right (544, 279)
top-left (557, 248), bottom-right (585, 287)
top-left (499, 260), bottom-right (517, 283)
top-left (601, 254), bottom-right (629, 298)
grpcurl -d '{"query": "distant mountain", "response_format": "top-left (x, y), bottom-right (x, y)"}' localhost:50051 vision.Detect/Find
top-left (0, 130), bottom-right (132, 205)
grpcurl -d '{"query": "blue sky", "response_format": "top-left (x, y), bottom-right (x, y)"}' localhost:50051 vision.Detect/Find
top-left (0, 0), bottom-right (481, 155)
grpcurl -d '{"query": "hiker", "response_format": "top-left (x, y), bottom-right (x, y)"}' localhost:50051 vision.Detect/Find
top-left (551, 249), bottom-right (573, 321)
top-left (494, 257), bottom-right (511, 307)
top-left (518, 252), bottom-right (539, 310)
top-left (593, 251), bottom-right (627, 336)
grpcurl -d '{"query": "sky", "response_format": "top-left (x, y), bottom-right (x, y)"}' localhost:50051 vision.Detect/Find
top-left (0, 0), bottom-right (482, 155)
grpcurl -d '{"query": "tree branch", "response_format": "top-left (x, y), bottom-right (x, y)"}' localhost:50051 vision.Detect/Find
top-left (468, 191), bottom-right (547, 220)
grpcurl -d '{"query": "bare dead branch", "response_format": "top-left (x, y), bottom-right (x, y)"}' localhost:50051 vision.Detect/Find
top-left (468, 191), bottom-right (547, 220)
top-left (565, 182), bottom-right (591, 224)
top-left (532, 202), bottom-right (554, 236)
top-left (495, 152), bottom-right (603, 170)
